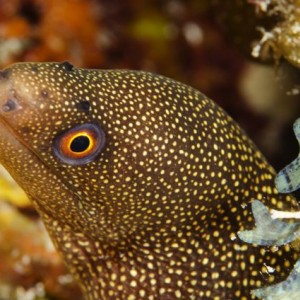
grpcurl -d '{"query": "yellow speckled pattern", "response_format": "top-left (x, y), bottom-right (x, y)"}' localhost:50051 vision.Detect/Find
top-left (0, 62), bottom-right (298, 299)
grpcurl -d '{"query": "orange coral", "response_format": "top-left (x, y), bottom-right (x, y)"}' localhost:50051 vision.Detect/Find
top-left (0, 0), bottom-right (103, 67)
top-left (0, 203), bottom-right (82, 299)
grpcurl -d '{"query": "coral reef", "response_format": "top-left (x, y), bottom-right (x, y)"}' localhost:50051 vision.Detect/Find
top-left (251, 0), bottom-right (300, 68)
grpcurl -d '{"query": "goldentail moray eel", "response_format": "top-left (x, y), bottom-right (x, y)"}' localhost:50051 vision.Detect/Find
top-left (0, 62), bottom-right (298, 299)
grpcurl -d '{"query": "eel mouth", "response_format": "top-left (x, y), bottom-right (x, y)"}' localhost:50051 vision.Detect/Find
top-left (0, 110), bottom-right (24, 156)
top-left (0, 86), bottom-right (77, 214)
top-left (0, 97), bottom-right (107, 239)
top-left (0, 116), bottom-right (96, 232)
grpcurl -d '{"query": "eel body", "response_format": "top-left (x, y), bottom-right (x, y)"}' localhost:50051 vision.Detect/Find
top-left (0, 62), bottom-right (298, 300)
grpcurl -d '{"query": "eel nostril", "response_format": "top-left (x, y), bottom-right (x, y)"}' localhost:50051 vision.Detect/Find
top-left (2, 98), bottom-right (18, 112)
top-left (0, 70), bottom-right (10, 80)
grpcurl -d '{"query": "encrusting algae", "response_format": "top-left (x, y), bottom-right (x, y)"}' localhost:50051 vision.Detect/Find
top-left (0, 62), bottom-right (299, 299)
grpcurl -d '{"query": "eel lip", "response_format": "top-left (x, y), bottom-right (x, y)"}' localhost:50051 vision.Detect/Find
top-left (0, 113), bottom-right (13, 139)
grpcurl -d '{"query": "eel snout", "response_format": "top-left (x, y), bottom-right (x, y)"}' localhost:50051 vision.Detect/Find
top-left (1, 94), bottom-right (21, 114)
top-left (0, 68), bottom-right (21, 116)
top-left (0, 66), bottom-right (43, 132)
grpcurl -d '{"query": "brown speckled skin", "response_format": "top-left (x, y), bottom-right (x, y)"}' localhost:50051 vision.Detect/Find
top-left (0, 62), bottom-right (298, 300)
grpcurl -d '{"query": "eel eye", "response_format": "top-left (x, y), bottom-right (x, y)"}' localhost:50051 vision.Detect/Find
top-left (53, 123), bottom-right (105, 165)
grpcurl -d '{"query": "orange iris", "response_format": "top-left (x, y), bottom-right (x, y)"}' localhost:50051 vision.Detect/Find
top-left (60, 130), bottom-right (98, 159)
top-left (53, 123), bottom-right (105, 165)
